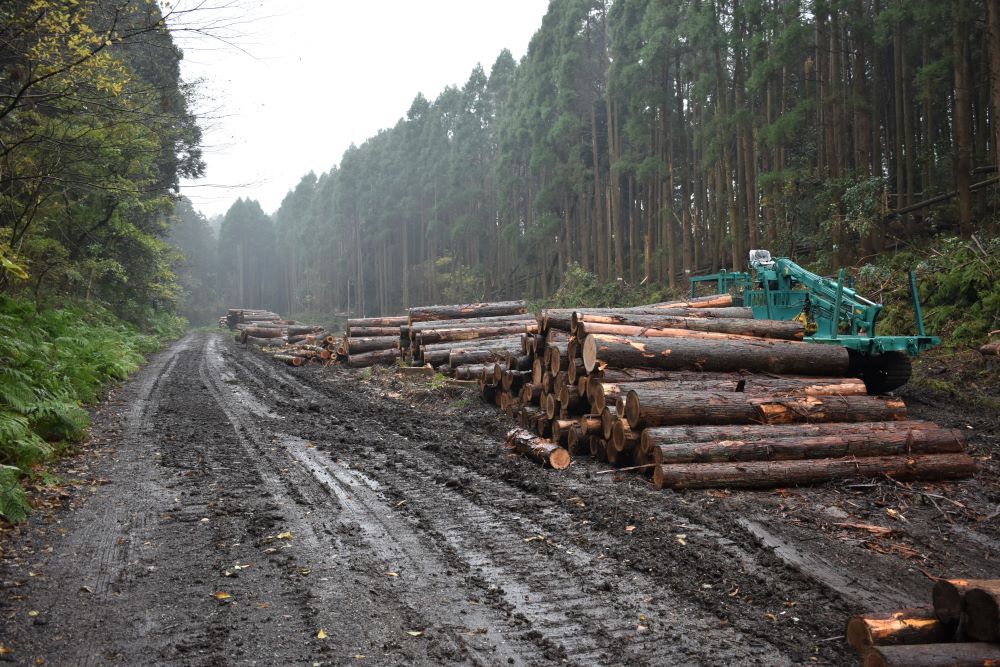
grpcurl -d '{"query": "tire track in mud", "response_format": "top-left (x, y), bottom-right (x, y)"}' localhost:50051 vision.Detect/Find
top-left (216, 337), bottom-right (794, 666)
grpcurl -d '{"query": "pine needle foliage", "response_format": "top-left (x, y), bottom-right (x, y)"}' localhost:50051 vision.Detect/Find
top-left (0, 297), bottom-right (172, 521)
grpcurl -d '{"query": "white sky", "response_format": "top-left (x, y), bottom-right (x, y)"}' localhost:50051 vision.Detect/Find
top-left (173, 0), bottom-right (550, 219)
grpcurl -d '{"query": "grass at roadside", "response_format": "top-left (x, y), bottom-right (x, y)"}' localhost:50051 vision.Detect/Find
top-left (0, 297), bottom-right (185, 521)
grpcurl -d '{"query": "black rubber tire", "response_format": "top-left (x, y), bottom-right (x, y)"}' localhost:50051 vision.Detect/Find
top-left (862, 351), bottom-right (912, 394)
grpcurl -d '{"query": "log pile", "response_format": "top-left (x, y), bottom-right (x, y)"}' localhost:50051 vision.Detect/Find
top-left (847, 578), bottom-right (1000, 666)
top-left (223, 308), bottom-right (335, 366)
top-left (341, 315), bottom-right (408, 367)
top-left (471, 293), bottom-right (975, 486)
top-left (404, 301), bottom-right (532, 370)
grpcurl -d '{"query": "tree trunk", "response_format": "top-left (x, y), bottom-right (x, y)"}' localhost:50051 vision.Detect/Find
top-left (582, 334), bottom-right (851, 376)
top-left (506, 428), bottom-right (571, 469)
top-left (654, 453), bottom-right (976, 490)
top-left (625, 388), bottom-right (906, 429)
top-left (863, 643), bottom-right (1000, 667)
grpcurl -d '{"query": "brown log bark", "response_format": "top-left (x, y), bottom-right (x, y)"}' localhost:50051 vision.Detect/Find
top-left (577, 322), bottom-right (776, 343)
top-left (962, 583), bottom-right (1000, 641)
top-left (551, 419), bottom-right (578, 446)
top-left (347, 315), bottom-right (408, 328)
top-left (420, 335), bottom-right (523, 354)
top-left (573, 315), bottom-right (803, 340)
top-left (409, 315), bottom-right (537, 333)
top-left (416, 323), bottom-right (539, 345)
top-left (589, 435), bottom-right (608, 462)
top-left (625, 389), bottom-right (907, 429)
top-left (566, 358), bottom-right (586, 384)
top-left (579, 414), bottom-right (603, 436)
top-left (567, 425), bottom-right (586, 456)
top-left (557, 384), bottom-right (586, 415)
top-left (347, 349), bottom-right (401, 367)
top-left (863, 643), bottom-right (1000, 667)
top-left (287, 325), bottom-right (325, 336)
top-left (346, 336), bottom-right (399, 354)
top-left (454, 364), bottom-right (495, 381)
top-left (846, 607), bottom-right (950, 652)
top-left (440, 345), bottom-right (525, 368)
top-left (544, 393), bottom-right (560, 421)
top-left (601, 406), bottom-right (619, 440)
top-left (507, 429), bottom-right (571, 470)
top-left (502, 370), bottom-right (530, 393)
top-left (517, 407), bottom-right (543, 429)
top-left (346, 326), bottom-right (400, 337)
top-left (241, 326), bottom-right (285, 338)
top-left (583, 334), bottom-right (851, 376)
top-left (651, 426), bottom-right (965, 465)
top-left (980, 342), bottom-right (1000, 357)
top-left (545, 343), bottom-right (570, 375)
top-left (544, 306), bottom-right (753, 332)
top-left (272, 354), bottom-right (304, 367)
top-left (654, 453), bottom-right (976, 490)
top-left (409, 300), bottom-right (528, 323)
top-left (647, 294), bottom-right (734, 308)
top-left (641, 421), bottom-right (941, 457)
top-left (245, 335), bottom-right (285, 346)
top-left (933, 579), bottom-right (995, 627)
top-left (611, 420), bottom-right (639, 454)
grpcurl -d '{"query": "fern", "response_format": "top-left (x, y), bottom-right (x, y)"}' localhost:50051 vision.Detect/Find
top-left (0, 465), bottom-right (29, 523)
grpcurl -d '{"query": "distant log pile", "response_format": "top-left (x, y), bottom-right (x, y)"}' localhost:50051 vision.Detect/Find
top-left (463, 293), bottom-right (975, 485)
top-left (340, 315), bottom-right (408, 367)
top-left (222, 308), bottom-right (334, 366)
top-left (847, 578), bottom-right (1000, 666)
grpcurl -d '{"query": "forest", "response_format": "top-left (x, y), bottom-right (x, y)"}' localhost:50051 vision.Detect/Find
top-left (210, 0), bottom-right (1000, 328)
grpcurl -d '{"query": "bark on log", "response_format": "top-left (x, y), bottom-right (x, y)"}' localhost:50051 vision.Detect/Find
top-left (567, 425), bottom-right (586, 456)
top-left (641, 421), bottom-right (940, 457)
top-left (846, 607), bottom-right (950, 652)
top-left (347, 349), bottom-right (400, 367)
top-left (648, 294), bottom-right (735, 309)
top-left (454, 364), bottom-right (495, 381)
top-left (346, 336), bottom-right (399, 354)
top-left (566, 358), bottom-right (586, 384)
top-left (962, 583), bottom-right (1000, 641)
top-left (579, 414), bottom-right (603, 436)
top-left (417, 323), bottom-right (539, 345)
top-left (654, 453), bottom-right (977, 490)
top-left (409, 300), bottom-right (528, 323)
top-left (410, 315), bottom-right (537, 334)
top-left (421, 335), bottom-right (524, 355)
top-left (443, 345), bottom-right (524, 368)
top-left (242, 326), bottom-right (286, 338)
top-left (863, 643), bottom-right (1000, 667)
top-left (574, 316), bottom-right (804, 341)
top-left (601, 406), bottom-right (618, 440)
top-left (611, 420), bottom-right (639, 454)
top-left (589, 435), bottom-right (608, 462)
top-left (625, 389), bottom-right (907, 429)
top-left (980, 342), bottom-right (1000, 357)
top-left (245, 335), bottom-right (285, 346)
top-left (651, 426), bottom-right (965, 465)
top-left (502, 370), bottom-right (530, 393)
top-left (272, 354), bottom-right (303, 367)
top-left (557, 384), bottom-right (586, 415)
top-left (347, 316), bottom-right (408, 328)
top-left (287, 325), bottom-right (325, 336)
top-left (933, 579), bottom-right (994, 627)
top-left (544, 393), bottom-right (560, 420)
top-left (583, 334), bottom-right (851, 376)
top-left (551, 419), bottom-right (578, 445)
top-left (346, 326), bottom-right (401, 337)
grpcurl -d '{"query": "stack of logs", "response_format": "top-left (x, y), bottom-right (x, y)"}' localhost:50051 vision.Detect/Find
top-left (224, 308), bottom-right (335, 366)
top-left (338, 315), bottom-right (409, 367)
top-left (472, 294), bottom-right (977, 484)
top-left (403, 300), bottom-right (534, 370)
top-left (847, 578), bottom-right (1000, 666)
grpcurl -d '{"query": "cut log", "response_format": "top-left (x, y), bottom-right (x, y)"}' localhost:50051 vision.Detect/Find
top-left (347, 315), bottom-right (408, 328)
top-left (557, 384), bottom-right (586, 415)
top-left (572, 312), bottom-right (791, 337)
top-left (454, 364), bottom-right (494, 381)
top-left (245, 335), bottom-right (285, 346)
top-left (502, 370), bottom-right (530, 393)
top-left (600, 406), bottom-right (618, 440)
top-left (444, 345), bottom-right (525, 368)
top-left (583, 334), bottom-right (851, 376)
top-left (962, 583), bottom-right (1000, 641)
top-left (846, 607), bottom-right (950, 652)
top-left (417, 323), bottom-right (539, 345)
top-left (589, 435), bottom-right (608, 462)
top-left (347, 349), bottom-right (400, 367)
top-left (241, 326), bottom-right (286, 338)
top-left (863, 643), bottom-right (1000, 667)
top-left (409, 300), bottom-right (528, 323)
top-left (624, 389), bottom-right (907, 429)
top-left (933, 579), bottom-right (994, 627)
top-left (287, 325), bottom-right (325, 336)
top-left (641, 421), bottom-right (941, 457)
top-left (566, 357), bottom-right (586, 384)
top-left (575, 318), bottom-right (804, 341)
top-left (272, 354), bottom-right (303, 367)
top-left (346, 336), bottom-right (399, 354)
top-left (551, 419), bottom-right (578, 445)
top-left (649, 294), bottom-right (735, 309)
top-left (650, 426), bottom-right (966, 465)
top-left (653, 453), bottom-right (976, 490)
top-left (566, 425), bottom-right (586, 456)
top-left (611, 420), bottom-right (639, 454)
top-left (346, 326), bottom-right (400, 337)
top-left (507, 429), bottom-right (571, 470)
top-left (409, 314), bottom-right (538, 332)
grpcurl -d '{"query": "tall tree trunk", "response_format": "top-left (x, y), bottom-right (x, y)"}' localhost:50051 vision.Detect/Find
top-left (953, 0), bottom-right (974, 237)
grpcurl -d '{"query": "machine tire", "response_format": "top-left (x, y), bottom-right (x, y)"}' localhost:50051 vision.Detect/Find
top-left (862, 351), bottom-right (912, 394)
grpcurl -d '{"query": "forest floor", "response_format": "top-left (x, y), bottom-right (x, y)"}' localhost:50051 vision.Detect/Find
top-left (1, 332), bottom-right (998, 666)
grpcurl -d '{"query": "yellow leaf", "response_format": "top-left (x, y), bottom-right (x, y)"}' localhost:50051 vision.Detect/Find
top-left (213, 592), bottom-right (232, 600)
top-left (27, 610), bottom-right (39, 617)
top-left (276, 531), bottom-right (293, 540)
top-left (386, 572), bottom-right (399, 577)
top-left (316, 629), bottom-right (328, 640)
top-left (406, 631), bottom-right (423, 637)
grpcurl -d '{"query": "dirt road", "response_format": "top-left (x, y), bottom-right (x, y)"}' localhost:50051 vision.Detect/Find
top-left (2, 333), bottom-right (998, 665)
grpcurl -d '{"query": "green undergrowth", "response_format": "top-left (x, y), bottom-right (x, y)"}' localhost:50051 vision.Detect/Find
top-left (0, 298), bottom-right (184, 522)
top-left (530, 263), bottom-right (682, 311)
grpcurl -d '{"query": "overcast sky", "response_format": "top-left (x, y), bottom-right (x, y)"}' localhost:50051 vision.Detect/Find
top-left (173, 0), bottom-right (550, 219)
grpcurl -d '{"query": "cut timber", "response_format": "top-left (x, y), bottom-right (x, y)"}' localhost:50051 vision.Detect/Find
top-left (241, 326), bottom-right (285, 338)
top-left (649, 294), bottom-right (734, 309)
top-left (417, 323), bottom-right (539, 345)
top-left (245, 335), bottom-right (285, 347)
top-left (654, 453), bottom-right (977, 489)
top-left (409, 300), bottom-right (527, 323)
top-left (347, 315), bottom-right (408, 328)
top-left (551, 419), bottom-right (577, 445)
top-left (649, 426), bottom-right (965, 464)
top-left (287, 325), bottom-right (324, 336)
top-left (347, 326), bottom-right (401, 337)
top-left (847, 607), bottom-right (952, 655)
top-left (641, 421), bottom-right (940, 457)
top-left (863, 643), bottom-right (1000, 667)
top-left (505, 428), bottom-right (570, 469)
top-left (346, 336), bottom-right (399, 354)
top-left (347, 349), bottom-right (400, 367)
top-left (583, 334), bottom-right (851, 376)
top-left (574, 316), bottom-right (804, 341)
top-left (448, 346), bottom-right (524, 368)
top-left (410, 315), bottom-right (537, 332)
top-left (611, 420), bottom-right (639, 454)
top-left (933, 579), bottom-right (994, 627)
top-left (272, 354), bottom-right (303, 367)
top-left (600, 406), bottom-right (619, 440)
top-left (962, 583), bottom-right (1000, 641)
top-left (625, 389), bottom-right (907, 429)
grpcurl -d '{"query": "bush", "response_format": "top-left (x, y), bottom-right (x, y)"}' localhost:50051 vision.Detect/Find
top-left (531, 263), bottom-right (682, 311)
top-left (0, 297), bottom-right (178, 521)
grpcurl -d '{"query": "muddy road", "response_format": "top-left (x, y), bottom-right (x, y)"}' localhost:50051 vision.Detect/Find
top-left (2, 332), bottom-right (998, 666)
